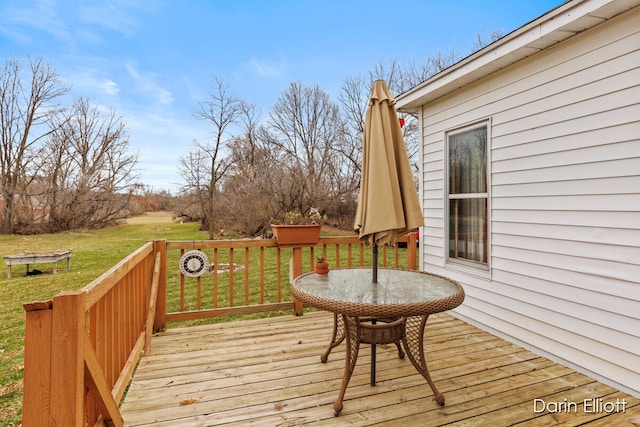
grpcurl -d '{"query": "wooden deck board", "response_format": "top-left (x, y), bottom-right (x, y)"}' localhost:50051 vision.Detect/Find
top-left (120, 311), bottom-right (639, 426)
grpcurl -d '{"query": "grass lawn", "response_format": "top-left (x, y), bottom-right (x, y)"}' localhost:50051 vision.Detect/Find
top-left (0, 215), bottom-right (413, 426)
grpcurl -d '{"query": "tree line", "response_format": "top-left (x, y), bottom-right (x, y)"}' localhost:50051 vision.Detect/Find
top-left (175, 30), bottom-right (502, 239)
top-left (0, 57), bottom-right (137, 234)
top-left (0, 31), bottom-right (500, 235)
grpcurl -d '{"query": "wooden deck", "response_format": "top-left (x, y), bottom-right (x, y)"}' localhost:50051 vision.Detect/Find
top-left (120, 311), bottom-right (639, 426)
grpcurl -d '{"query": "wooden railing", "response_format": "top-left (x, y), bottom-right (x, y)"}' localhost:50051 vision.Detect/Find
top-left (21, 233), bottom-right (416, 426)
top-left (22, 241), bottom-right (165, 427)
top-left (160, 233), bottom-right (417, 326)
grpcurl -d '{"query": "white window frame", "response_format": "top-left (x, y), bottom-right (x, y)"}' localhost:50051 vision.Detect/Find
top-left (445, 120), bottom-right (491, 277)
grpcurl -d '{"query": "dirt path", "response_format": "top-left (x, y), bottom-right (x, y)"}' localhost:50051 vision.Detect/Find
top-left (126, 211), bottom-right (174, 225)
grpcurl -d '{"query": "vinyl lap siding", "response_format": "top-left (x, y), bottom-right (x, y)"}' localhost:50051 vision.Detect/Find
top-left (420, 8), bottom-right (640, 395)
top-left (422, 137), bottom-right (446, 266)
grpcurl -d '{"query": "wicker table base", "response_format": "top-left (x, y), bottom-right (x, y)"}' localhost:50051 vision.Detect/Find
top-left (323, 313), bottom-right (444, 416)
top-left (321, 314), bottom-right (405, 363)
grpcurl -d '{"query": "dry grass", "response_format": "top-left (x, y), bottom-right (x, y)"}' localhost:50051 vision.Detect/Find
top-left (125, 211), bottom-right (176, 225)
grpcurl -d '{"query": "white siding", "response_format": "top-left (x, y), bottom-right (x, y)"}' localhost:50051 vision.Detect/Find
top-left (419, 7), bottom-right (640, 395)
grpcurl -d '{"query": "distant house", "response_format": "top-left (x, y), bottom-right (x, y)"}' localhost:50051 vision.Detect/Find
top-left (396, 0), bottom-right (639, 397)
top-left (0, 194), bottom-right (48, 221)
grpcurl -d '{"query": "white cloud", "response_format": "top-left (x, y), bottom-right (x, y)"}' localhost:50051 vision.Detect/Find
top-left (1, 0), bottom-right (73, 45)
top-left (65, 68), bottom-right (120, 98)
top-left (125, 62), bottom-right (174, 105)
top-left (0, 0), bottom-right (162, 49)
top-left (78, 0), bottom-right (162, 37)
top-left (100, 79), bottom-right (120, 96)
top-left (246, 56), bottom-right (288, 79)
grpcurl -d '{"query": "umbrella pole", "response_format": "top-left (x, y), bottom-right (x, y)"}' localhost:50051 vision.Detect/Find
top-left (371, 241), bottom-right (378, 386)
top-left (372, 243), bottom-right (378, 283)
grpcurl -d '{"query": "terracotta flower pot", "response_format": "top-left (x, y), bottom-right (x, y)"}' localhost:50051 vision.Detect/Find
top-left (315, 261), bottom-right (329, 275)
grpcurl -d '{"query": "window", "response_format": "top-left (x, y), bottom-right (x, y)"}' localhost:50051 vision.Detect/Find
top-left (447, 124), bottom-right (488, 265)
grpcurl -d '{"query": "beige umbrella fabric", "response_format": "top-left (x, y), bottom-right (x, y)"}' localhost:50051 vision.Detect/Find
top-left (354, 80), bottom-right (424, 247)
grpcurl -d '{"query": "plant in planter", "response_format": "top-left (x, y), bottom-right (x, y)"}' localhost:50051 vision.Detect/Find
top-left (315, 255), bottom-right (329, 274)
top-left (281, 207), bottom-right (325, 225)
top-left (270, 208), bottom-right (326, 246)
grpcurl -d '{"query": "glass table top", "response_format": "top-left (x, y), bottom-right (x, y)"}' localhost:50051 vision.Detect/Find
top-left (294, 268), bottom-right (460, 305)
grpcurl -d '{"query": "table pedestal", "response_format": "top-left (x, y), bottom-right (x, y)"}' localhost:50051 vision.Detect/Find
top-left (327, 314), bottom-right (445, 416)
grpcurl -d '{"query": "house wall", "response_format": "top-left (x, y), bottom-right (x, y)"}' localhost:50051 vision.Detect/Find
top-left (419, 7), bottom-right (640, 396)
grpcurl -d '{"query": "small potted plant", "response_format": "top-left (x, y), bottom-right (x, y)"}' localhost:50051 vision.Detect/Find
top-left (271, 208), bottom-right (326, 246)
top-left (315, 255), bottom-right (329, 274)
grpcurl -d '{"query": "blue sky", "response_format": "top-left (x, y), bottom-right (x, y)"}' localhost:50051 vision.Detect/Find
top-left (0, 0), bottom-right (565, 193)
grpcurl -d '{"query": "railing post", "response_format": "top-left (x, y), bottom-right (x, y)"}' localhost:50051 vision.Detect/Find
top-left (291, 247), bottom-right (304, 315)
top-left (22, 301), bottom-right (53, 426)
top-left (408, 232), bottom-right (417, 270)
top-left (50, 291), bottom-right (86, 427)
top-left (154, 240), bottom-right (167, 331)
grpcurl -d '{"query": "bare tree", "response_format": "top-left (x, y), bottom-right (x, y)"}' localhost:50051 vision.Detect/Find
top-left (338, 75), bottom-right (367, 175)
top-left (43, 97), bottom-right (138, 231)
top-left (369, 58), bottom-right (404, 95)
top-left (471, 30), bottom-right (504, 53)
top-left (267, 82), bottom-right (343, 218)
top-left (339, 60), bottom-right (420, 181)
top-left (128, 185), bottom-right (173, 214)
top-left (221, 102), bottom-right (276, 235)
top-left (177, 148), bottom-right (210, 225)
top-left (179, 76), bottom-right (242, 239)
top-left (0, 57), bottom-right (69, 233)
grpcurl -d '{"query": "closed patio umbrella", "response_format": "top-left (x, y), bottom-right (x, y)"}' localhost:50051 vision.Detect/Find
top-left (354, 79), bottom-right (424, 282)
top-left (354, 80), bottom-right (424, 385)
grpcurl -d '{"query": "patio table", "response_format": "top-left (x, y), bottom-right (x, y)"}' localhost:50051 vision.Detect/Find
top-left (292, 267), bottom-right (465, 415)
